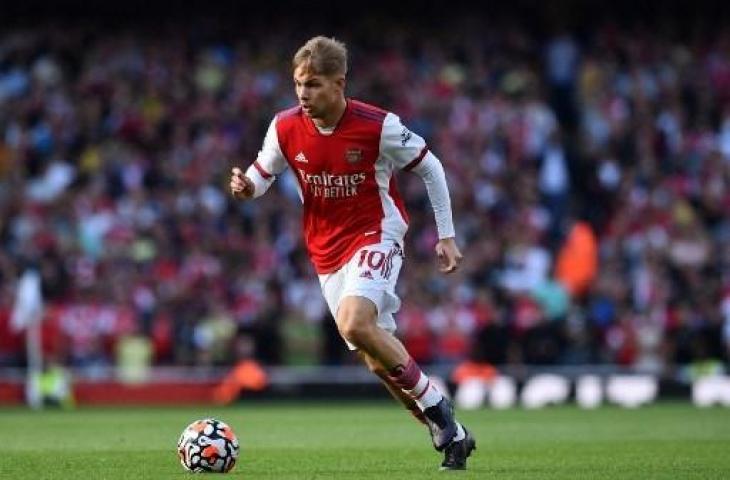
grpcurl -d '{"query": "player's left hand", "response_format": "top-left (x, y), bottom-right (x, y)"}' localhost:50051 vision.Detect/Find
top-left (435, 237), bottom-right (463, 274)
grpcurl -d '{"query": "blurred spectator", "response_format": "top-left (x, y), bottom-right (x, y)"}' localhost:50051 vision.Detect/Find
top-left (0, 5), bottom-right (729, 375)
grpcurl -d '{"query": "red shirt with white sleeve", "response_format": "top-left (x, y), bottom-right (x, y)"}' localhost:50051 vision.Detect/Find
top-left (246, 99), bottom-right (454, 274)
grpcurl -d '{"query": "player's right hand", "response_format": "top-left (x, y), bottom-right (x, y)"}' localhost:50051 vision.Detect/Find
top-left (230, 167), bottom-right (254, 199)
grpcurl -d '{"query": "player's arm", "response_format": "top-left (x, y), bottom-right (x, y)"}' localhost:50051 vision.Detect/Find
top-left (381, 113), bottom-right (463, 274)
top-left (230, 118), bottom-right (287, 200)
top-left (408, 153), bottom-right (462, 274)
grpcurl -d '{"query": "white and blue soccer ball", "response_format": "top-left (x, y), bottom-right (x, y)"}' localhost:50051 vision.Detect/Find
top-left (177, 418), bottom-right (240, 473)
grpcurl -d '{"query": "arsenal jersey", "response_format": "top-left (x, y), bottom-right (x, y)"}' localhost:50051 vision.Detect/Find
top-left (251, 99), bottom-right (429, 274)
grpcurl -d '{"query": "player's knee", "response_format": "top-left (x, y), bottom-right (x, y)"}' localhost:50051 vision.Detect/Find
top-left (338, 316), bottom-right (371, 345)
top-left (337, 299), bottom-right (377, 345)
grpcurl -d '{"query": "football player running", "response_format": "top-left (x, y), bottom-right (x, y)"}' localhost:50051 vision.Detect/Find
top-left (230, 36), bottom-right (475, 470)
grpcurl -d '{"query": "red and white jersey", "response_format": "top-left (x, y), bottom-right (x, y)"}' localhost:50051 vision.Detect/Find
top-left (250, 99), bottom-right (429, 274)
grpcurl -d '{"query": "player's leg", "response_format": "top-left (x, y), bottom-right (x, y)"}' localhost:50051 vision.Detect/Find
top-left (337, 296), bottom-right (460, 447)
top-left (318, 264), bottom-right (425, 422)
top-left (338, 296), bottom-right (475, 468)
top-left (356, 350), bottom-right (426, 425)
top-left (326, 241), bottom-right (475, 468)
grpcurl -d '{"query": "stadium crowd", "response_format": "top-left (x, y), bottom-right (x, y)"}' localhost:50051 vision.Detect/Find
top-left (1, 11), bottom-right (729, 379)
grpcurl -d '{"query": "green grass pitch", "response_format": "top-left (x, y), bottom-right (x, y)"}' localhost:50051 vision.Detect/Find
top-left (0, 402), bottom-right (728, 479)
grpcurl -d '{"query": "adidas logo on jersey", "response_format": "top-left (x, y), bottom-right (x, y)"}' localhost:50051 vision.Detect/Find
top-left (359, 270), bottom-right (374, 280)
top-left (295, 152), bottom-right (308, 163)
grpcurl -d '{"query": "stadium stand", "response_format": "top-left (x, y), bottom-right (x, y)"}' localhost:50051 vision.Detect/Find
top-left (1, 2), bottom-right (729, 395)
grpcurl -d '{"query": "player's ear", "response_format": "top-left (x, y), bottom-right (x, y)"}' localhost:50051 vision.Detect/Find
top-left (334, 75), bottom-right (346, 92)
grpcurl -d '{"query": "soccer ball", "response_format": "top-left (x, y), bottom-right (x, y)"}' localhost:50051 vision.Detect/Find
top-left (177, 418), bottom-right (240, 473)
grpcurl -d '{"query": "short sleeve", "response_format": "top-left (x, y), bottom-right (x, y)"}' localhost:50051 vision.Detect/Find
top-left (379, 113), bottom-right (429, 171)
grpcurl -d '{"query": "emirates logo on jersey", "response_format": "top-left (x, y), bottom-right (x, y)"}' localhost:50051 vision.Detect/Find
top-left (345, 148), bottom-right (363, 164)
top-left (297, 169), bottom-right (366, 199)
top-left (298, 168), bottom-right (366, 198)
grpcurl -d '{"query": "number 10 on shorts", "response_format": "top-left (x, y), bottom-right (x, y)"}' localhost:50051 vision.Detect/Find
top-left (357, 244), bottom-right (401, 280)
top-left (358, 249), bottom-right (386, 270)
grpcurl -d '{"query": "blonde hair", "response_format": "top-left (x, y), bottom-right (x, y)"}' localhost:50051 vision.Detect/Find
top-left (292, 36), bottom-right (348, 77)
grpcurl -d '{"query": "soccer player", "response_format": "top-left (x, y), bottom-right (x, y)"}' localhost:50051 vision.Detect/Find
top-left (230, 36), bottom-right (475, 470)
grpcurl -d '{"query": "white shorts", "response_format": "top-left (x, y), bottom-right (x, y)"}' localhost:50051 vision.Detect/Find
top-left (318, 240), bottom-right (404, 350)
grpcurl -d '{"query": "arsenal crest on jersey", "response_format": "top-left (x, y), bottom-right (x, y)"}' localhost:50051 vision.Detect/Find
top-left (345, 148), bottom-right (363, 163)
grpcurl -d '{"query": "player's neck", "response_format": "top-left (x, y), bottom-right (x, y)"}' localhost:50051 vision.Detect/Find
top-left (312, 97), bottom-right (347, 130)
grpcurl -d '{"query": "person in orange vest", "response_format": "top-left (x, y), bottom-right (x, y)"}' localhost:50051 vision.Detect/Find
top-left (554, 220), bottom-right (598, 298)
top-left (213, 334), bottom-right (268, 405)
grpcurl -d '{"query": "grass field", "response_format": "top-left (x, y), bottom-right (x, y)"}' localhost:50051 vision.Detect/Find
top-left (0, 402), bottom-right (728, 479)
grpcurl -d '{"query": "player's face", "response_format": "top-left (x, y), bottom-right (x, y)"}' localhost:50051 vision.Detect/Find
top-left (293, 65), bottom-right (344, 120)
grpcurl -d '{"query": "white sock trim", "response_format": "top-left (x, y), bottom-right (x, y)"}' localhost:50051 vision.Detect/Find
top-left (412, 377), bottom-right (444, 410)
top-left (407, 373), bottom-right (429, 398)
